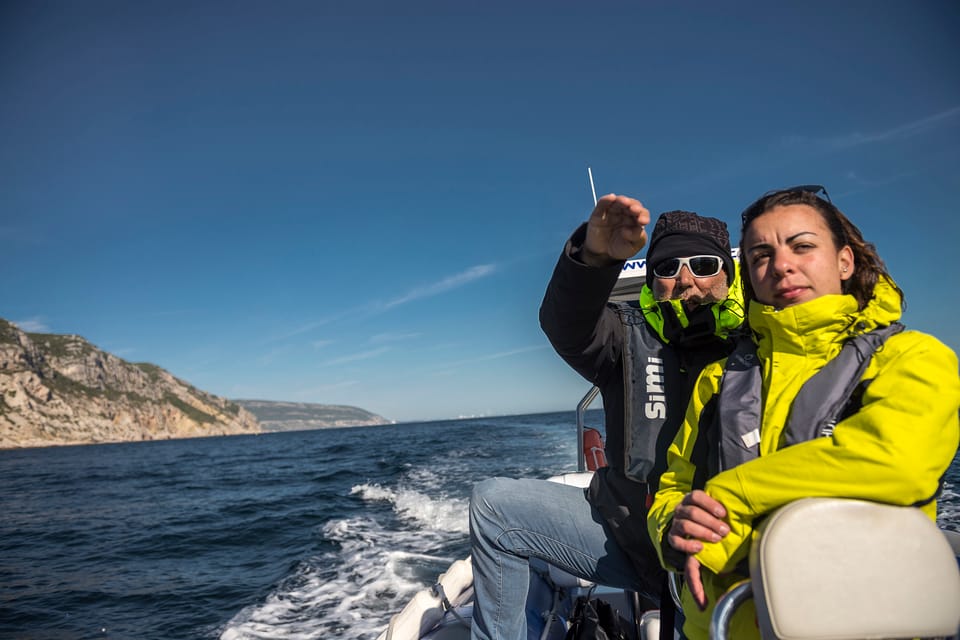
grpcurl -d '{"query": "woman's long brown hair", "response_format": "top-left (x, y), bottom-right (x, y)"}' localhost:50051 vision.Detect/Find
top-left (739, 189), bottom-right (904, 311)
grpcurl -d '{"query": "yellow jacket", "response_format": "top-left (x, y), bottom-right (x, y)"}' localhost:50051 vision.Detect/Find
top-left (647, 278), bottom-right (960, 640)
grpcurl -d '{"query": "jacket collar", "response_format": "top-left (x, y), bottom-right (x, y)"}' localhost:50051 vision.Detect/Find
top-left (639, 262), bottom-right (746, 345)
top-left (748, 277), bottom-right (903, 357)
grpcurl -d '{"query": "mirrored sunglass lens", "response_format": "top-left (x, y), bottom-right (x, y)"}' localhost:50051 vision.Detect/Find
top-left (653, 258), bottom-right (681, 277)
top-left (796, 184), bottom-right (826, 198)
top-left (690, 256), bottom-right (722, 276)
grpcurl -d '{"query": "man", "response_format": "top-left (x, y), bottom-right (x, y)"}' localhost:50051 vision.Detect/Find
top-left (468, 194), bottom-right (745, 640)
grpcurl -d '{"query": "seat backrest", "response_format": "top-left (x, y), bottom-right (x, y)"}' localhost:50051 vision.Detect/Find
top-left (751, 498), bottom-right (960, 640)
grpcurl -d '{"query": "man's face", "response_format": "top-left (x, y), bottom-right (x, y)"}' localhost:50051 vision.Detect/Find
top-left (651, 258), bottom-right (729, 310)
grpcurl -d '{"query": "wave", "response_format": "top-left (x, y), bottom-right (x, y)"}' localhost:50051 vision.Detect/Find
top-left (938, 478), bottom-right (959, 533)
top-left (350, 481), bottom-right (468, 535)
top-left (218, 468), bottom-right (469, 639)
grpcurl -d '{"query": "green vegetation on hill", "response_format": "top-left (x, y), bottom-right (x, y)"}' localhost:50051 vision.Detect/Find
top-left (0, 319), bottom-right (19, 343)
top-left (28, 333), bottom-right (94, 359)
top-left (163, 393), bottom-right (217, 424)
top-left (134, 362), bottom-right (164, 383)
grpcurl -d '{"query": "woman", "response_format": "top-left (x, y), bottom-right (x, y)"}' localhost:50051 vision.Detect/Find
top-left (646, 185), bottom-right (960, 639)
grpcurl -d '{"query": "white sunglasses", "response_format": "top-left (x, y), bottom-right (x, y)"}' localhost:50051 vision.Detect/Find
top-left (651, 255), bottom-right (724, 279)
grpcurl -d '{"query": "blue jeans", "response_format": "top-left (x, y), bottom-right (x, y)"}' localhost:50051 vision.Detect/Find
top-left (469, 476), bottom-right (648, 640)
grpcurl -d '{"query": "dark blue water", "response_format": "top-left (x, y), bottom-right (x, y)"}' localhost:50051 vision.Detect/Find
top-left (1, 411), bottom-right (958, 640)
top-left (0, 412), bottom-right (584, 639)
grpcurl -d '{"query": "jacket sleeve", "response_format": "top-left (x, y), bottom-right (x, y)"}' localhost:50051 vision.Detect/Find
top-left (647, 361), bottom-right (727, 570)
top-left (696, 331), bottom-right (960, 575)
top-left (539, 223), bottom-right (626, 386)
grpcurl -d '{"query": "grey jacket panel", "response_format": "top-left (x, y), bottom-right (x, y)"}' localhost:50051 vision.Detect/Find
top-left (712, 323), bottom-right (904, 476)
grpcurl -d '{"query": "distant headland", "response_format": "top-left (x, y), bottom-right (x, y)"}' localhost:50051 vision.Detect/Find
top-left (0, 318), bottom-right (390, 449)
top-left (234, 399), bottom-right (391, 431)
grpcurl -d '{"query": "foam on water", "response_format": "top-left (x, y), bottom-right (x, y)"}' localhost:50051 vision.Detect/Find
top-left (938, 478), bottom-right (959, 532)
top-left (219, 468), bottom-right (469, 639)
top-left (351, 480), bottom-right (469, 534)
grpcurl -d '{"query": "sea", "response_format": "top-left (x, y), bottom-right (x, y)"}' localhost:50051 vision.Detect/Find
top-left (1, 410), bottom-right (958, 640)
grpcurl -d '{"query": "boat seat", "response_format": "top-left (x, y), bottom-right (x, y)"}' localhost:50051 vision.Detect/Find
top-left (380, 558), bottom-right (473, 640)
top-left (712, 498), bottom-right (960, 640)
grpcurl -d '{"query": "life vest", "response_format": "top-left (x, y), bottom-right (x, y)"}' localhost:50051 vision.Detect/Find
top-left (620, 305), bottom-right (689, 484)
top-left (700, 322), bottom-right (905, 482)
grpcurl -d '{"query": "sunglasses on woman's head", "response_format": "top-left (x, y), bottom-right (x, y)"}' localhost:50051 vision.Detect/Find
top-left (740, 185), bottom-right (832, 226)
top-left (652, 255), bottom-right (724, 279)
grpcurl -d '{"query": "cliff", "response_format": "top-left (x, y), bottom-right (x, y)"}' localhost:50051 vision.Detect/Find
top-left (0, 319), bottom-right (261, 449)
top-left (235, 399), bottom-right (391, 431)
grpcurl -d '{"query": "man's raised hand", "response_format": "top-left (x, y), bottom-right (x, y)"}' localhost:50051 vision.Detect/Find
top-left (581, 194), bottom-right (650, 267)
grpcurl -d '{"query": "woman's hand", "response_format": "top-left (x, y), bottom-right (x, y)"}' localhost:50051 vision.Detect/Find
top-left (684, 555), bottom-right (708, 611)
top-left (668, 490), bottom-right (730, 611)
top-left (667, 489), bottom-right (730, 552)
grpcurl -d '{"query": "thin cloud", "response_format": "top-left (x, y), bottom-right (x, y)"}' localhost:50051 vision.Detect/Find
top-left (12, 318), bottom-right (50, 332)
top-left (783, 106), bottom-right (960, 151)
top-left (257, 345), bottom-right (294, 365)
top-left (317, 346), bottom-right (390, 367)
top-left (832, 169), bottom-right (922, 198)
top-left (142, 309), bottom-right (199, 318)
top-left (369, 331), bottom-right (421, 344)
top-left (266, 319), bottom-right (337, 343)
top-left (473, 344), bottom-right (550, 362)
top-left (265, 308), bottom-right (361, 344)
top-left (658, 106), bottom-right (960, 200)
top-left (382, 264), bottom-right (497, 309)
top-left (264, 265), bottom-right (498, 344)
top-left (311, 339), bottom-right (335, 349)
top-left (295, 379), bottom-right (362, 398)
top-left (428, 344), bottom-right (550, 375)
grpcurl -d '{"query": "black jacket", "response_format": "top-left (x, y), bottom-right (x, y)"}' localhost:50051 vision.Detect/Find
top-left (539, 224), bottom-right (737, 591)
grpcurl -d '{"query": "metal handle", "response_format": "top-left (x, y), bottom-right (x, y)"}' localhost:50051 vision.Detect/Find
top-left (709, 579), bottom-right (753, 640)
top-left (576, 385), bottom-right (600, 472)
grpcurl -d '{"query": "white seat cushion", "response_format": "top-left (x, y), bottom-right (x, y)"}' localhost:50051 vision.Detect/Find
top-left (751, 498), bottom-right (960, 640)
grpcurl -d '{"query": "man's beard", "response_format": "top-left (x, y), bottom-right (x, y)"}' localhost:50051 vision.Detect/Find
top-left (656, 282), bottom-right (730, 310)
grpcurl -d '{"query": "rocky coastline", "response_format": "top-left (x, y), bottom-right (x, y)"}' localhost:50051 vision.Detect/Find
top-left (0, 319), bottom-right (389, 449)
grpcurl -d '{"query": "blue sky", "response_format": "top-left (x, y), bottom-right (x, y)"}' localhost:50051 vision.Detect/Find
top-left (2, 1), bottom-right (958, 423)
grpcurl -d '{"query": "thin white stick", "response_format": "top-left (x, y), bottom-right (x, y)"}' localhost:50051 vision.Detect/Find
top-left (587, 167), bottom-right (597, 205)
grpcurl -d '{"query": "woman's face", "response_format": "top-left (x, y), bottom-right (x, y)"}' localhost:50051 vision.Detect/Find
top-left (743, 204), bottom-right (854, 308)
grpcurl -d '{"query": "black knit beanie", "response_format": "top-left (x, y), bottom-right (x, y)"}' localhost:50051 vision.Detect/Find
top-left (645, 210), bottom-right (735, 287)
